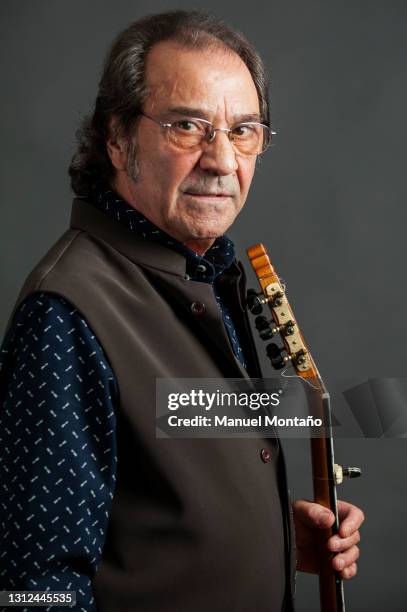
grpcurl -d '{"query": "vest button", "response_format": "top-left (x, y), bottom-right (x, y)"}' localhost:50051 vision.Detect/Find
top-left (190, 301), bottom-right (206, 315)
top-left (260, 448), bottom-right (271, 463)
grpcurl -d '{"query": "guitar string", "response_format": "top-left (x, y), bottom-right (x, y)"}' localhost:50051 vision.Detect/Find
top-left (280, 368), bottom-right (320, 390)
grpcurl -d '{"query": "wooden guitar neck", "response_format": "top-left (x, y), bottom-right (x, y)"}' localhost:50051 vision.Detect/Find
top-left (246, 243), bottom-right (346, 612)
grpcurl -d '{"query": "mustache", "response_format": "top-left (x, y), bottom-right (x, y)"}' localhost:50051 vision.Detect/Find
top-left (180, 178), bottom-right (238, 197)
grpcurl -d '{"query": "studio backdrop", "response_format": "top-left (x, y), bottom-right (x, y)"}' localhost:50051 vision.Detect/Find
top-left (1, 2), bottom-right (406, 610)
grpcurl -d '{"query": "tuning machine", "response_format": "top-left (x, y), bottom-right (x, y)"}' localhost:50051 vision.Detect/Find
top-left (266, 343), bottom-right (286, 369)
top-left (247, 288), bottom-right (285, 315)
top-left (255, 316), bottom-right (274, 340)
top-left (266, 343), bottom-right (308, 371)
top-left (255, 317), bottom-right (296, 342)
top-left (333, 464), bottom-right (362, 485)
top-left (246, 289), bottom-right (266, 315)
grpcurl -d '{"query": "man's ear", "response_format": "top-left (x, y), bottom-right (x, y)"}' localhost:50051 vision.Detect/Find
top-left (106, 116), bottom-right (128, 171)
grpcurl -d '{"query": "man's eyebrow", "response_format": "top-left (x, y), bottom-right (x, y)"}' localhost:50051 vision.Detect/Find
top-left (167, 106), bottom-right (263, 123)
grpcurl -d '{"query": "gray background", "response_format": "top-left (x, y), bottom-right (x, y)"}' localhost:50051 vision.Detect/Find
top-left (1, 1), bottom-right (406, 610)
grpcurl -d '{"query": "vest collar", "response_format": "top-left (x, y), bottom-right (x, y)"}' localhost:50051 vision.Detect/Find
top-left (86, 188), bottom-right (236, 283)
top-left (71, 198), bottom-right (190, 277)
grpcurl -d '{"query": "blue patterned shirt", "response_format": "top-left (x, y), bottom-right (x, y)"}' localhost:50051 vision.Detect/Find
top-left (0, 189), bottom-right (247, 611)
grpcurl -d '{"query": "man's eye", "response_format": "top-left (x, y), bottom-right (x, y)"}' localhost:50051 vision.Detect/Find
top-left (173, 120), bottom-right (200, 132)
top-left (232, 125), bottom-right (255, 137)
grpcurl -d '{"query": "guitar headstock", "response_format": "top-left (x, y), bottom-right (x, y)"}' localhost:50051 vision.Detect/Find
top-left (246, 243), bottom-right (318, 380)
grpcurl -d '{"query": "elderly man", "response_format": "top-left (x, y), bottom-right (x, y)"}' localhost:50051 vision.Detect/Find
top-left (0, 11), bottom-right (363, 612)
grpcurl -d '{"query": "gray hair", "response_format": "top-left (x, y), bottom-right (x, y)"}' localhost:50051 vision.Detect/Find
top-left (68, 10), bottom-right (271, 196)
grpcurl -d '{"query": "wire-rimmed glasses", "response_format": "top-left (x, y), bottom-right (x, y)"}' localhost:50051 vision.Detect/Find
top-left (140, 112), bottom-right (275, 156)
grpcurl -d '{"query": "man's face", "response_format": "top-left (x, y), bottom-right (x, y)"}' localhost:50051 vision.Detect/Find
top-left (109, 41), bottom-right (261, 251)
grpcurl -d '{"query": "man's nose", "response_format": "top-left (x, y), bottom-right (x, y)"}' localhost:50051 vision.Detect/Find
top-left (198, 131), bottom-right (238, 175)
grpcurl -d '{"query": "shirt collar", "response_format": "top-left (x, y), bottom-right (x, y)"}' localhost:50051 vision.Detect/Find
top-left (86, 187), bottom-right (236, 283)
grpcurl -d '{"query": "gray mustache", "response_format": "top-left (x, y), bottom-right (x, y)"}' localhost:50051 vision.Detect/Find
top-left (182, 182), bottom-right (237, 197)
top-left (185, 189), bottom-right (234, 196)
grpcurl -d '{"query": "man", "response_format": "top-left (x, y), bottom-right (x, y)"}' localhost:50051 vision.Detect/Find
top-left (0, 11), bottom-right (363, 611)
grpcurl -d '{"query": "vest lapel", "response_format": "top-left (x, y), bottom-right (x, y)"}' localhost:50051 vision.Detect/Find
top-left (71, 198), bottom-right (251, 379)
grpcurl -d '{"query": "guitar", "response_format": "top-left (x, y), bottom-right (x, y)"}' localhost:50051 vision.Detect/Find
top-left (246, 243), bottom-right (361, 612)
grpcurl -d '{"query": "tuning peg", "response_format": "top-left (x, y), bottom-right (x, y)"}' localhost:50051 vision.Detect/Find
top-left (294, 350), bottom-right (307, 366)
top-left (266, 343), bottom-right (286, 370)
top-left (246, 289), bottom-right (264, 314)
top-left (333, 464), bottom-right (362, 485)
top-left (343, 467), bottom-right (362, 479)
top-left (283, 321), bottom-right (295, 336)
top-left (255, 316), bottom-right (274, 340)
top-left (271, 291), bottom-right (284, 307)
top-left (247, 287), bottom-right (286, 315)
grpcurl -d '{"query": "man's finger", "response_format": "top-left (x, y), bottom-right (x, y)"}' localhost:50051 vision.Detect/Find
top-left (327, 530), bottom-right (361, 553)
top-left (337, 500), bottom-right (365, 537)
top-left (332, 545), bottom-right (360, 571)
top-left (341, 562), bottom-right (358, 580)
top-left (293, 499), bottom-right (335, 529)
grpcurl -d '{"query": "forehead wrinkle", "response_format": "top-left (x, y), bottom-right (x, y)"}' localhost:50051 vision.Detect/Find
top-left (150, 77), bottom-right (258, 122)
top-left (144, 43), bottom-right (259, 120)
top-left (147, 70), bottom-right (204, 113)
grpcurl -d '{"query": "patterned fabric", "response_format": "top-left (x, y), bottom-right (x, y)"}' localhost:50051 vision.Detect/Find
top-left (88, 188), bottom-right (246, 367)
top-left (0, 294), bottom-right (117, 611)
top-left (0, 188), bottom-right (247, 610)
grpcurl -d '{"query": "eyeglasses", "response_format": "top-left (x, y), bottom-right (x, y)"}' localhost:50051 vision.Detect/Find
top-left (140, 112), bottom-right (275, 156)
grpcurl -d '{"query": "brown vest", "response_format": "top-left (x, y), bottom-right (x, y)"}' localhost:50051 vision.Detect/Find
top-left (14, 199), bottom-right (296, 611)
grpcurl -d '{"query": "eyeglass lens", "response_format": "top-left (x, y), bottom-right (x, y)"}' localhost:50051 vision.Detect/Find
top-left (166, 119), bottom-right (271, 155)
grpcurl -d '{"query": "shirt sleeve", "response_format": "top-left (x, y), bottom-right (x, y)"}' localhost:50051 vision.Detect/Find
top-left (0, 292), bottom-right (118, 612)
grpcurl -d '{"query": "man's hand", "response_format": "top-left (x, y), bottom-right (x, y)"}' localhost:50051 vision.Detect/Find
top-left (292, 499), bottom-right (364, 579)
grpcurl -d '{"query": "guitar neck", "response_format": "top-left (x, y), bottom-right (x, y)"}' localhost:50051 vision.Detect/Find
top-left (309, 386), bottom-right (345, 612)
top-left (246, 243), bottom-right (345, 612)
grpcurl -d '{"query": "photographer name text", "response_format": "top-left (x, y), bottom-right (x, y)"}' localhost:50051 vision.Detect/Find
top-left (167, 415), bottom-right (322, 428)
